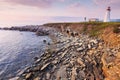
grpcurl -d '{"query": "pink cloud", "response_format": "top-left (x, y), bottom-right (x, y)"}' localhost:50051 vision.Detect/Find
top-left (1, 0), bottom-right (66, 8)
top-left (66, 3), bottom-right (91, 17)
top-left (92, 0), bottom-right (120, 9)
top-left (66, 2), bottom-right (105, 18)
top-left (93, 0), bottom-right (120, 5)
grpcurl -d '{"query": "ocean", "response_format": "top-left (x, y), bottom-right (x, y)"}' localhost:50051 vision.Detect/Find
top-left (0, 30), bottom-right (51, 79)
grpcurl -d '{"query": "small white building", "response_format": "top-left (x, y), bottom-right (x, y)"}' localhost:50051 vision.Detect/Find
top-left (89, 18), bottom-right (99, 22)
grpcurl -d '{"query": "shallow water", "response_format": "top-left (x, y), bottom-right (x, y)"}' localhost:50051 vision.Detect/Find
top-left (0, 30), bottom-right (51, 79)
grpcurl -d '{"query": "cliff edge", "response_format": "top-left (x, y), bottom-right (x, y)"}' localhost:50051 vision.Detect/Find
top-left (17, 22), bottom-right (120, 80)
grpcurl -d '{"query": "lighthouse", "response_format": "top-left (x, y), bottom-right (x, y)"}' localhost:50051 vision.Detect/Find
top-left (104, 7), bottom-right (111, 22)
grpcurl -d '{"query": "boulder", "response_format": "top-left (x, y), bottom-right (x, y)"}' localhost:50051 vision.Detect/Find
top-left (77, 58), bottom-right (85, 67)
top-left (25, 73), bottom-right (32, 79)
top-left (77, 47), bottom-right (84, 52)
top-left (40, 63), bottom-right (50, 71)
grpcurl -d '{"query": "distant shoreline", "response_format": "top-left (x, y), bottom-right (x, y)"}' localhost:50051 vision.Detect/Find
top-left (0, 25), bottom-right (51, 36)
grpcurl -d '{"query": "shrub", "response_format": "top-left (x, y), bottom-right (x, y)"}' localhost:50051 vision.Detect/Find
top-left (113, 27), bottom-right (120, 33)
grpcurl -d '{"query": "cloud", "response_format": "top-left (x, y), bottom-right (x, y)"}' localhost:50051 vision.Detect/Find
top-left (92, 0), bottom-right (120, 9)
top-left (0, 15), bottom-right (83, 27)
top-left (50, 16), bottom-right (83, 22)
top-left (1, 0), bottom-right (66, 8)
top-left (66, 2), bottom-right (106, 18)
top-left (92, 0), bottom-right (108, 5)
top-left (66, 2), bottom-right (90, 17)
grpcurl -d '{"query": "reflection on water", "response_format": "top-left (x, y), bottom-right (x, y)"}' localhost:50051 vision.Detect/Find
top-left (0, 30), bottom-right (51, 79)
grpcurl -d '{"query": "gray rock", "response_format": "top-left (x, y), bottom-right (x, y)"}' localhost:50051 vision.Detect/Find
top-left (77, 47), bottom-right (84, 52)
top-left (40, 63), bottom-right (50, 71)
top-left (90, 40), bottom-right (98, 44)
top-left (25, 73), bottom-right (32, 79)
top-left (88, 44), bottom-right (92, 49)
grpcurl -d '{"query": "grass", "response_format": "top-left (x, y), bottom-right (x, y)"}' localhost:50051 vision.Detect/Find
top-left (81, 22), bottom-right (120, 36)
top-left (44, 22), bottom-right (120, 36)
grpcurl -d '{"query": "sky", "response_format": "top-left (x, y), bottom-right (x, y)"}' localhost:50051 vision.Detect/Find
top-left (0, 0), bottom-right (120, 27)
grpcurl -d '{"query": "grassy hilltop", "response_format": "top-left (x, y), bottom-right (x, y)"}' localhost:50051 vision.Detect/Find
top-left (44, 22), bottom-right (120, 36)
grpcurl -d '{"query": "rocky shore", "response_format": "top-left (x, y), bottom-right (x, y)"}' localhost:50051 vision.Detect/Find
top-left (1, 25), bottom-right (51, 36)
top-left (17, 27), bottom-right (120, 80)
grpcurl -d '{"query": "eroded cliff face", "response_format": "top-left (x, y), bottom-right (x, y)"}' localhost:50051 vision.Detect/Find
top-left (99, 27), bottom-right (120, 80)
top-left (44, 22), bottom-right (120, 80)
top-left (44, 22), bottom-right (120, 47)
top-left (100, 27), bottom-right (120, 47)
top-left (102, 52), bottom-right (120, 80)
top-left (16, 22), bottom-right (120, 80)
top-left (99, 28), bottom-right (120, 80)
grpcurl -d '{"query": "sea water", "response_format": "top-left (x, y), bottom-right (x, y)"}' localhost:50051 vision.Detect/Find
top-left (0, 30), bottom-right (51, 79)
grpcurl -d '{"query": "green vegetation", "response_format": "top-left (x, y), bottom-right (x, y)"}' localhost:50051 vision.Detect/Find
top-left (45, 22), bottom-right (120, 25)
top-left (44, 22), bottom-right (120, 37)
top-left (82, 25), bottom-right (87, 33)
top-left (91, 22), bottom-right (120, 36)
top-left (113, 26), bottom-right (120, 33)
top-left (81, 22), bottom-right (120, 36)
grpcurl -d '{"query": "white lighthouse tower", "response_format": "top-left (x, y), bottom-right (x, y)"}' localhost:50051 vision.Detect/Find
top-left (104, 7), bottom-right (111, 22)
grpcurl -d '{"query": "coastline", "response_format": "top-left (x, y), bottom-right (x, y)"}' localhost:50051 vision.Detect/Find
top-left (0, 25), bottom-right (51, 36)
top-left (17, 26), bottom-right (120, 80)
top-left (1, 22), bottom-right (119, 80)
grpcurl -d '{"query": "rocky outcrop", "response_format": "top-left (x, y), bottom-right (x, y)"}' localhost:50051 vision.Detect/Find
top-left (18, 32), bottom-right (109, 80)
top-left (36, 29), bottom-right (49, 36)
top-left (1, 25), bottom-right (52, 36)
top-left (102, 51), bottom-right (120, 80)
top-left (44, 22), bottom-right (120, 47)
top-left (4, 22), bottom-right (119, 80)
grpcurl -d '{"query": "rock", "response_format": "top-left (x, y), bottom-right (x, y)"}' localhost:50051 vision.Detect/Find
top-left (77, 58), bottom-right (85, 67)
top-left (71, 67), bottom-right (77, 80)
top-left (34, 77), bottom-right (39, 80)
top-left (9, 77), bottom-right (19, 80)
top-left (79, 71), bottom-right (85, 78)
top-left (77, 47), bottom-right (84, 52)
top-left (34, 57), bottom-right (39, 61)
top-left (61, 50), bottom-right (68, 58)
top-left (85, 55), bottom-right (92, 62)
top-left (35, 58), bottom-right (41, 63)
top-left (90, 40), bottom-right (98, 44)
top-left (18, 32), bottom-right (113, 80)
top-left (40, 63), bottom-right (50, 71)
top-left (43, 40), bottom-right (47, 43)
top-left (46, 73), bottom-right (50, 79)
top-left (75, 43), bottom-right (83, 46)
top-left (33, 66), bottom-right (40, 71)
top-left (93, 66), bottom-right (102, 80)
top-left (88, 44), bottom-right (92, 49)
top-left (48, 42), bottom-right (51, 45)
top-left (36, 30), bottom-right (49, 36)
top-left (25, 73), bottom-right (32, 79)
top-left (52, 60), bottom-right (58, 64)
top-left (57, 66), bottom-right (67, 80)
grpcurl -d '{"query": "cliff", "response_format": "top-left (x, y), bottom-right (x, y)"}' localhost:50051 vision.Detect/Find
top-left (44, 22), bottom-right (120, 80)
top-left (17, 22), bottom-right (120, 80)
top-left (44, 22), bottom-right (120, 47)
